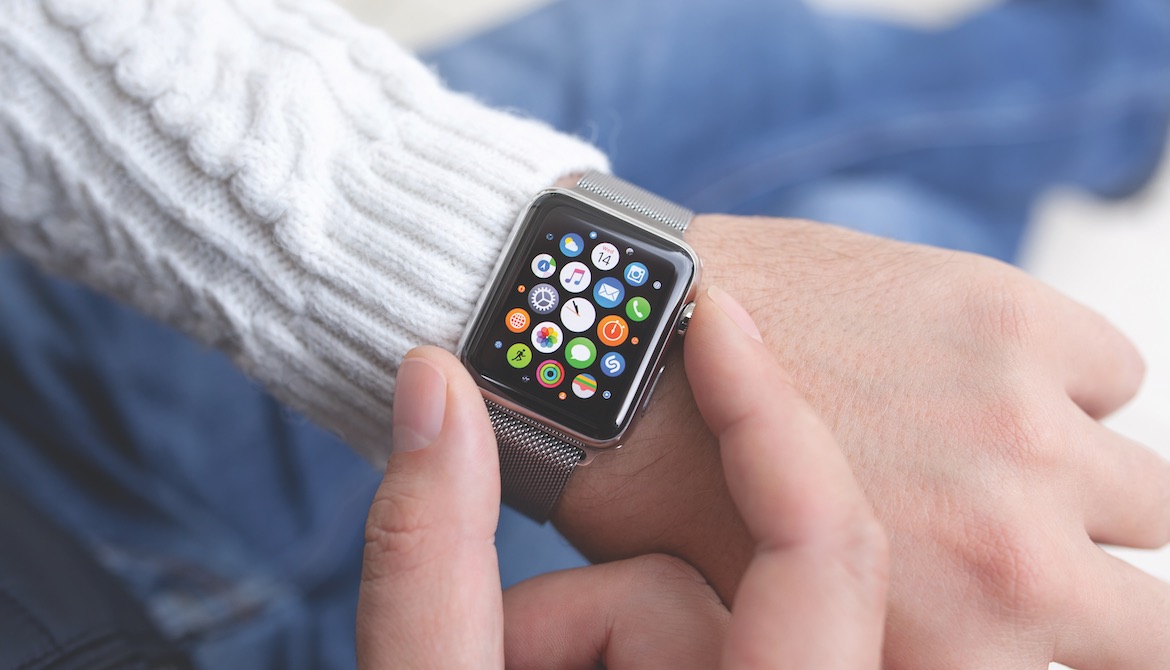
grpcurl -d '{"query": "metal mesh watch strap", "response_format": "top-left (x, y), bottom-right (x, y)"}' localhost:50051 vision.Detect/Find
top-left (487, 400), bottom-right (585, 521)
top-left (492, 171), bottom-right (693, 523)
top-left (572, 171), bottom-right (693, 236)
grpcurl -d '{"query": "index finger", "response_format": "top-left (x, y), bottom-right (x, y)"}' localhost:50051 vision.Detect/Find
top-left (684, 287), bottom-right (888, 670)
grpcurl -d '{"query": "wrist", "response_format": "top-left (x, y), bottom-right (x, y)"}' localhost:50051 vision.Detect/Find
top-left (549, 214), bottom-right (757, 602)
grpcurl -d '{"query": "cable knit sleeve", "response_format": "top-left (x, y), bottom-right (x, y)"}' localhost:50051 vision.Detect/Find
top-left (0, 0), bottom-right (609, 463)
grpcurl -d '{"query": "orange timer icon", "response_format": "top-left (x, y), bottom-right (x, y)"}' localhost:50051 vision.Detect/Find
top-left (597, 315), bottom-right (628, 347)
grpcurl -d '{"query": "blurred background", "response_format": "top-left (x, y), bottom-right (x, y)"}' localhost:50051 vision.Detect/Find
top-left (336, 0), bottom-right (1169, 584)
top-left (2, 2), bottom-right (1164, 669)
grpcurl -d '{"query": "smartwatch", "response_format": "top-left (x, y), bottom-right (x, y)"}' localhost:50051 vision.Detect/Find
top-left (458, 171), bottom-right (701, 522)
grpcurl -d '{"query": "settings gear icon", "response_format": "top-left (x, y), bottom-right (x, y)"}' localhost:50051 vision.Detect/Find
top-left (527, 283), bottom-right (560, 315)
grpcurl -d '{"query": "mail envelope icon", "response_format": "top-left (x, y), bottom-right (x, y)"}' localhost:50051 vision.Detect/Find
top-left (594, 277), bottom-right (625, 308)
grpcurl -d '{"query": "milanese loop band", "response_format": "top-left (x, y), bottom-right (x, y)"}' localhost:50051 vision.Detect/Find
top-left (487, 400), bottom-right (585, 521)
top-left (573, 171), bottom-right (693, 236)
top-left (494, 171), bottom-right (693, 523)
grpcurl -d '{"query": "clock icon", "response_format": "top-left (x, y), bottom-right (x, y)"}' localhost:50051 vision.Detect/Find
top-left (527, 283), bottom-right (560, 315)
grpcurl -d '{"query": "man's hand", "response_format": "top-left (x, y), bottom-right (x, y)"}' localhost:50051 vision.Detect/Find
top-left (553, 214), bottom-right (1170, 669)
top-left (358, 286), bottom-right (889, 668)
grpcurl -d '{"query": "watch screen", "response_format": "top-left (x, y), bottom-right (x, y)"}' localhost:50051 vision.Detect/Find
top-left (467, 192), bottom-right (695, 442)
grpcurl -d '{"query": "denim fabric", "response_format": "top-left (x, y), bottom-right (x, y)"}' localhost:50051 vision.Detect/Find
top-left (429, 0), bottom-right (1170, 262)
top-left (0, 1), bottom-right (1167, 668)
top-left (0, 485), bottom-right (192, 670)
top-left (0, 259), bottom-right (377, 670)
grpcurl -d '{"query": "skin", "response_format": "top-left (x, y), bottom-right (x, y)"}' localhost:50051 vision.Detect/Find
top-left (550, 214), bottom-right (1170, 669)
top-left (358, 288), bottom-right (889, 668)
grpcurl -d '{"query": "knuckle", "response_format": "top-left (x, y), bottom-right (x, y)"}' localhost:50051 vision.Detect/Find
top-left (629, 553), bottom-right (708, 589)
top-left (606, 554), bottom-right (729, 651)
top-left (962, 274), bottom-right (1044, 348)
top-left (1111, 331), bottom-right (1148, 398)
top-left (623, 554), bottom-right (724, 611)
top-left (362, 489), bottom-right (441, 580)
top-left (848, 512), bottom-right (891, 577)
top-left (955, 516), bottom-right (1058, 617)
top-left (824, 509), bottom-right (891, 600)
top-left (977, 397), bottom-right (1062, 471)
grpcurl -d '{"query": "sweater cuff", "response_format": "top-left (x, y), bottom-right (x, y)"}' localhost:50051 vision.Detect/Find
top-left (3, 0), bottom-right (609, 462)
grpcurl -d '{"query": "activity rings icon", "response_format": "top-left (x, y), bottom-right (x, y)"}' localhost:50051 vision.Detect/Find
top-left (537, 360), bottom-right (565, 388)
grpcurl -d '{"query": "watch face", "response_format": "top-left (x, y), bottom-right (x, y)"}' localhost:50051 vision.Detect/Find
top-left (465, 192), bottom-right (696, 443)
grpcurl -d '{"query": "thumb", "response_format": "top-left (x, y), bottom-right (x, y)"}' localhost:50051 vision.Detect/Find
top-left (357, 346), bottom-right (503, 670)
top-left (684, 287), bottom-right (888, 670)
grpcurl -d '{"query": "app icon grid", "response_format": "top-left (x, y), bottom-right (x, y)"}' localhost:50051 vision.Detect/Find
top-left (502, 229), bottom-right (660, 399)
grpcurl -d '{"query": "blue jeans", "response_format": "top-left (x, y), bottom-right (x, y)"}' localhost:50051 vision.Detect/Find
top-left (1, 0), bottom-right (1167, 668)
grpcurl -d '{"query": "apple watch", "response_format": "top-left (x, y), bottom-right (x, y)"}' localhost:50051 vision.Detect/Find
top-left (459, 171), bottom-right (701, 522)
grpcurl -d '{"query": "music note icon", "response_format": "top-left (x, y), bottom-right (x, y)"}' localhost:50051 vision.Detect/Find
top-left (559, 261), bottom-right (591, 294)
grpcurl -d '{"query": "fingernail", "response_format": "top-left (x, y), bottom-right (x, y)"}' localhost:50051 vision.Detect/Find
top-left (707, 286), bottom-right (764, 343)
top-left (392, 357), bottom-right (447, 453)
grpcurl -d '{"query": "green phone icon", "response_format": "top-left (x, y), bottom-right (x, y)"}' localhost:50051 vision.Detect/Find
top-left (626, 297), bottom-right (651, 322)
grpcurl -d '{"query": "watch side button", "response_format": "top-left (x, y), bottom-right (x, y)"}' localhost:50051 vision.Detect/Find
top-left (676, 301), bottom-right (696, 337)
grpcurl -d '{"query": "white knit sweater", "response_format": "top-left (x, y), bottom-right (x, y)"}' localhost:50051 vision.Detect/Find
top-left (0, 0), bottom-right (609, 462)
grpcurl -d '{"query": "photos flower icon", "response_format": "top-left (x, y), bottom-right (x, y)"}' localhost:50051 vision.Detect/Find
top-left (531, 321), bottom-right (564, 353)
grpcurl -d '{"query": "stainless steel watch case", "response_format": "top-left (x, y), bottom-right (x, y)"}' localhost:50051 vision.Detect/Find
top-left (457, 184), bottom-right (702, 465)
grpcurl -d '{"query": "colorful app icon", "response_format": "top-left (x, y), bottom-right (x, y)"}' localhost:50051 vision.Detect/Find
top-left (564, 337), bottom-right (597, 369)
top-left (571, 373), bottom-right (598, 399)
top-left (560, 297), bottom-right (596, 333)
top-left (624, 262), bottom-right (649, 287)
top-left (537, 360), bottom-right (565, 388)
top-left (505, 308), bottom-right (530, 333)
top-left (559, 233), bottom-right (584, 258)
top-left (625, 297), bottom-right (650, 323)
top-left (559, 261), bottom-right (591, 294)
top-left (531, 321), bottom-right (564, 354)
top-left (600, 351), bottom-right (626, 378)
top-left (593, 277), bottom-right (625, 309)
top-left (531, 253), bottom-right (556, 279)
top-left (506, 343), bottom-right (532, 369)
top-left (597, 315), bottom-right (629, 347)
top-left (591, 242), bottom-right (620, 271)
top-left (527, 283), bottom-right (559, 315)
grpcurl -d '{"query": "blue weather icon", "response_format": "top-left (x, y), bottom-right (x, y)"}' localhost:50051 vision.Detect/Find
top-left (559, 233), bottom-right (584, 258)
